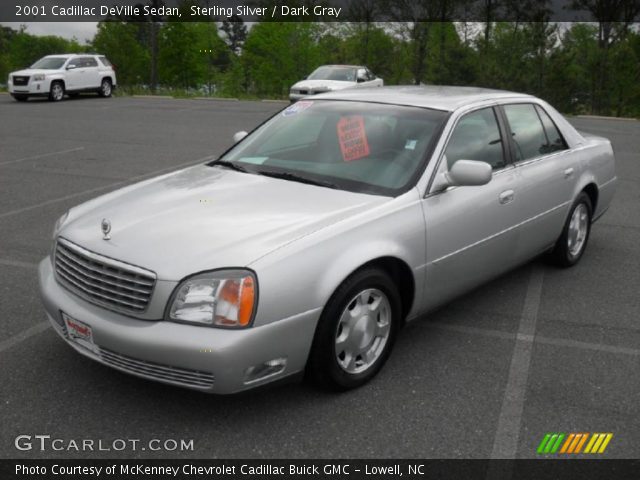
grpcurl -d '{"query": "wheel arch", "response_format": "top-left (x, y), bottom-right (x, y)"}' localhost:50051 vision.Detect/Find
top-left (353, 256), bottom-right (415, 322)
top-left (581, 182), bottom-right (599, 214)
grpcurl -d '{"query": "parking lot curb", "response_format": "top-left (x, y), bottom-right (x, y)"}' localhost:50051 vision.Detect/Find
top-left (261, 99), bottom-right (289, 103)
top-left (132, 95), bottom-right (173, 99)
top-left (194, 96), bottom-right (239, 101)
top-left (576, 114), bottom-right (638, 122)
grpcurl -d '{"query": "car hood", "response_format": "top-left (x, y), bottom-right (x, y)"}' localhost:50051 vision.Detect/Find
top-left (60, 165), bottom-right (387, 280)
top-left (291, 79), bottom-right (355, 91)
top-left (11, 69), bottom-right (59, 76)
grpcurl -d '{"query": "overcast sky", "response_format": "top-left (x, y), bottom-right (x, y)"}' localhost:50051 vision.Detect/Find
top-left (1, 22), bottom-right (98, 43)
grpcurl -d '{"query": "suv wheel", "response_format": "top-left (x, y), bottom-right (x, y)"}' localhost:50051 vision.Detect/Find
top-left (49, 81), bottom-right (65, 102)
top-left (98, 78), bottom-right (112, 98)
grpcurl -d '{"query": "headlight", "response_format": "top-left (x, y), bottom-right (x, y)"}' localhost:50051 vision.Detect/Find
top-left (52, 211), bottom-right (69, 238)
top-left (33, 74), bottom-right (45, 81)
top-left (167, 270), bottom-right (257, 328)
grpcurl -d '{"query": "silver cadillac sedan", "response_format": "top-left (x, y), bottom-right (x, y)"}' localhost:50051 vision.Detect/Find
top-left (39, 86), bottom-right (617, 393)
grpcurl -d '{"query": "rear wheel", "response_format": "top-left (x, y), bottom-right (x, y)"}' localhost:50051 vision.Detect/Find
top-left (549, 192), bottom-right (592, 267)
top-left (98, 78), bottom-right (112, 97)
top-left (307, 268), bottom-right (401, 390)
top-left (49, 81), bottom-right (64, 102)
top-left (11, 94), bottom-right (28, 102)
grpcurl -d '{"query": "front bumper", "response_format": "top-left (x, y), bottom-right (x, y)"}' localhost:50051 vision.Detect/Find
top-left (8, 79), bottom-right (50, 96)
top-left (39, 258), bottom-right (321, 394)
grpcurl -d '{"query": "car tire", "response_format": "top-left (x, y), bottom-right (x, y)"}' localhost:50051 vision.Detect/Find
top-left (98, 78), bottom-right (112, 98)
top-left (550, 192), bottom-right (592, 267)
top-left (48, 81), bottom-right (65, 102)
top-left (12, 94), bottom-right (28, 102)
top-left (307, 267), bottom-right (401, 391)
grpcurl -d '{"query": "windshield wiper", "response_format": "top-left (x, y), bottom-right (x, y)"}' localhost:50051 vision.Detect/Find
top-left (256, 171), bottom-right (339, 190)
top-left (211, 160), bottom-right (250, 173)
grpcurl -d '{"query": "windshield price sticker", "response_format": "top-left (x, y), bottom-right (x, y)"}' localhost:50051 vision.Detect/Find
top-left (337, 116), bottom-right (370, 162)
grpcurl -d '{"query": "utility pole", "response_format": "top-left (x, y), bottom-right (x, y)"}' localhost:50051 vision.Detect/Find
top-left (207, 0), bottom-right (212, 96)
top-left (150, 0), bottom-right (159, 93)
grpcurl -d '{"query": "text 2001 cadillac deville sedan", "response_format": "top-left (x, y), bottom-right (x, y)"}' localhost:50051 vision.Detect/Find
top-left (39, 86), bottom-right (616, 393)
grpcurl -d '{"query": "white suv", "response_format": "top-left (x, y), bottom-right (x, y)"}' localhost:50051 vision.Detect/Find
top-left (8, 54), bottom-right (117, 102)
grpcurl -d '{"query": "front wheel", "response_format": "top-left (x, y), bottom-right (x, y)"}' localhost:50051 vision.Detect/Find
top-left (48, 81), bottom-right (64, 101)
top-left (98, 78), bottom-right (112, 97)
top-left (549, 192), bottom-right (592, 267)
top-left (307, 268), bottom-right (401, 391)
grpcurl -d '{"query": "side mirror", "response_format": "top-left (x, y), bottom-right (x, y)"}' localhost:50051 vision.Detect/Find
top-left (233, 131), bottom-right (248, 143)
top-left (356, 76), bottom-right (366, 83)
top-left (447, 160), bottom-right (492, 186)
top-left (432, 159), bottom-right (492, 192)
top-left (66, 64), bottom-right (77, 70)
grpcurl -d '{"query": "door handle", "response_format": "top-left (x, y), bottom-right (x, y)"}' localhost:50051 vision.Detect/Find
top-left (564, 167), bottom-right (575, 179)
top-left (499, 190), bottom-right (515, 205)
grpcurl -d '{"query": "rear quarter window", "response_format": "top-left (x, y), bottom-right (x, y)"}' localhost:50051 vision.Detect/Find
top-left (98, 57), bottom-right (112, 67)
top-left (535, 105), bottom-right (568, 153)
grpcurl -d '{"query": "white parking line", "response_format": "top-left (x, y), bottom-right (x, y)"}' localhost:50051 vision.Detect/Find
top-left (490, 266), bottom-right (544, 459)
top-left (0, 147), bottom-right (84, 166)
top-left (428, 319), bottom-right (640, 356)
top-left (0, 155), bottom-right (213, 220)
top-left (0, 321), bottom-right (49, 354)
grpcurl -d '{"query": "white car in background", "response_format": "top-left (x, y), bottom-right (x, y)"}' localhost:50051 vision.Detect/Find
top-left (8, 54), bottom-right (117, 102)
top-left (289, 65), bottom-right (383, 102)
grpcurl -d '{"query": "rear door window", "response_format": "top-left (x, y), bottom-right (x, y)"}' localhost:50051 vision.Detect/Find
top-left (503, 104), bottom-right (559, 162)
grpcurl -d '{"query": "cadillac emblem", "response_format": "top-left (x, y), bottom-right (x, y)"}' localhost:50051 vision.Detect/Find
top-left (101, 218), bottom-right (111, 240)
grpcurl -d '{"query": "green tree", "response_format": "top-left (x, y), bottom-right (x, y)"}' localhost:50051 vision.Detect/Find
top-left (242, 22), bottom-right (324, 96)
top-left (92, 21), bottom-right (150, 85)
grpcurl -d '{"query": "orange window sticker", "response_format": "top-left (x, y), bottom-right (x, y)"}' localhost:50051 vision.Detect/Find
top-left (336, 116), bottom-right (370, 162)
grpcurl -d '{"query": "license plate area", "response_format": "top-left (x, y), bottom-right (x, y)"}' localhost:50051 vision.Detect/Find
top-left (62, 312), bottom-right (98, 354)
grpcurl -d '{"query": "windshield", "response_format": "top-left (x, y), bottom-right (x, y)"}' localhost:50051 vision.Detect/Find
top-left (308, 66), bottom-right (357, 82)
top-left (214, 100), bottom-right (448, 196)
top-left (30, 57), bottom-right (67, 70)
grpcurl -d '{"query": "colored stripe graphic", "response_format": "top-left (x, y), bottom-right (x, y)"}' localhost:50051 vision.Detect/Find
top-left (538, 433), bottom-right (613, 454)
top-left (537, 434), bottom-right (552, 454)
top-left (585, 433), bottom-right (614, 454)
top-left (574, 433), bottom-right (589, 453)
top-left (560, 433), bottom-right (575, 453)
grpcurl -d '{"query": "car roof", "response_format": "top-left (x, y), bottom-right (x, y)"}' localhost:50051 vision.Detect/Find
top-left (314, 85), bottom-right (535, 112)
top-left (315, 64), bottom-right (365, 69)
top-left (43, 54), bottom-right (104, 58)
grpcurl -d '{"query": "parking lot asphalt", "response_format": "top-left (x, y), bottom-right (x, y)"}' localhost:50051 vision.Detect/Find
top-left (0, 94), bottom-right (638, 459)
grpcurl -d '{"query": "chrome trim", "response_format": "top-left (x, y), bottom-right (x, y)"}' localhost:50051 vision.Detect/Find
top-left (99, 347), bottom-right (214, 389)
top-left (55, 237), bottom-right (156, 313)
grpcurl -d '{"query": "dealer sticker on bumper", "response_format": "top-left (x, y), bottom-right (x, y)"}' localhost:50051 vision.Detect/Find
top-left (62, 312), bottom-right (98, 354)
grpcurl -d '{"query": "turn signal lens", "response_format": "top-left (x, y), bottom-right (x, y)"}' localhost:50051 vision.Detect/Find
top-left (214, 275), bottom-right (255, 327)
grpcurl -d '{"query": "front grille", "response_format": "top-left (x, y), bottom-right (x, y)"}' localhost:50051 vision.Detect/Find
top-left (99, 347), bottom-right (215, 388)
top-left (55, 238), bottom-right (156, 313)
top-left (13, 75), bottom-right (29, 86)
top-left (299, 89), bottom-right (308, 95)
